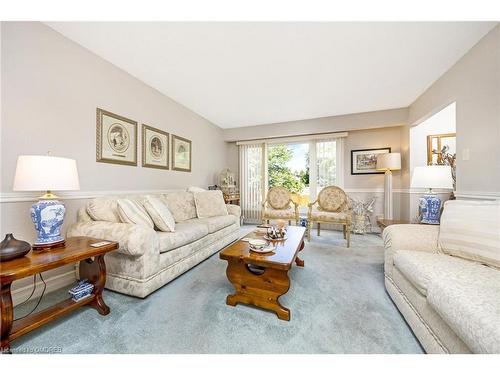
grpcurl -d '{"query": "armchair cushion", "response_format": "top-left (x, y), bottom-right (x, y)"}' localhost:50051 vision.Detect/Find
top-left (309, 210), bottom-right (350, 222)
top-left (263, 208), bottom-right (297, 220)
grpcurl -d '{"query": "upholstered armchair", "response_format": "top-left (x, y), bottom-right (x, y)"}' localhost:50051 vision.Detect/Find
top-left (307, 186), bottom-right (352, 247)
top-left (262, 186), bottom-right (299, 225)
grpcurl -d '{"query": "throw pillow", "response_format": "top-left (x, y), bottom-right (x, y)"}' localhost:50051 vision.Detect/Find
top-left (162, 191), bottom-right (197, 222)
top-left (117, 199), bottom-right (154, 228)
top-left (194, 190), bottom-right (228, 218)
top-left (86, 197), bottom-right (121, 222)
top-left (143, 196), bottom-right (176, 232)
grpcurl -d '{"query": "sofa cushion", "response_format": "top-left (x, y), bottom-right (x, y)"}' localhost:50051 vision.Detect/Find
top-left (143, 196), bottom-right (175, 232)
top-left (439, 200), bottom-right (500, 269)
top-left (157, 222), bottom-right (208, 253)
top-left (427, 266), bottom-right (500, 353)
top-left (86, 197), bottom-right (121, 223)
top-left (162, 191), bottom-right (197, 222)
top-left (393, 250), bottom-right (480, 296)
top-left (194, 190), bottom-right (228, 218)
top-left (117, 199), bottom-right (154, 228)
top-left (184, 215), bottom-right (235, 234)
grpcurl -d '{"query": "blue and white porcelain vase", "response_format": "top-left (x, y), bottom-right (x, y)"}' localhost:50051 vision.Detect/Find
top-left (419, 194), bottom-right (442, 225)
top-left (30, 196), bottom-right (66, 249)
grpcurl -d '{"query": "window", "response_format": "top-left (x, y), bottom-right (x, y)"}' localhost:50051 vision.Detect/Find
top-left (268, 143), bottom-right (310, 196)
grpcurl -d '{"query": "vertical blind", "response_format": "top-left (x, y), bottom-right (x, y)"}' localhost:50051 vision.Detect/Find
top-left (239, 143), bottom-right (264, 223)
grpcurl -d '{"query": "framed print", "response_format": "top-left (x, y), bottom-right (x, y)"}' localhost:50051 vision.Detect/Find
top-left (427, 133), bottom-right (456, 165)
top-left (172, 134), bottom-right (192, 172)
top-left (142, 124), bottom-right (169, 170)
top-left (351, 147), bottom-right (391, 175)
top-left (96, 108), bottom-right (137, 166)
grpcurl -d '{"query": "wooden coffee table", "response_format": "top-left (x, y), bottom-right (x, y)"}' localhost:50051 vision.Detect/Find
top-left (219, 226), bottom-right (306, 321)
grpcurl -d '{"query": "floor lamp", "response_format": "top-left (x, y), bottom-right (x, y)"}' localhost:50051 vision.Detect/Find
top-left (376, 153), bottom-right (401, 220)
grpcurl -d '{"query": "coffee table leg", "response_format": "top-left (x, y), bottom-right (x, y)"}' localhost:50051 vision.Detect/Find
top-left (295, 240), bottom-right (305, 267)
top-left (1, 282), bottom-right (13, 354)
top-left (79, 255), bottom-right (110, 316)
top-left (225, 260), bottom-right (291, 321)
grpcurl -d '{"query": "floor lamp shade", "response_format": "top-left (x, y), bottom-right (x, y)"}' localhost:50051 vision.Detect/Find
top-left (376, 153), bottom-right (401, 220)
top-left (13, 155), bottom-right (80, 249)
top-left (411, 166), bottom-right (453, 225)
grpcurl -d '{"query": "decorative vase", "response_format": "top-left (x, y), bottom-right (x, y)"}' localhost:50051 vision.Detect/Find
top-left (0, 233), bottom-right (31, 262)
top-left (30, 198), bottom-right (66, 249)
top-left (419, 194), bottom-right (442, 225)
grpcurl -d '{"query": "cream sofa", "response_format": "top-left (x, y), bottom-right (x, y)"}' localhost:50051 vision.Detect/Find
top-left (383, 200), bottom-right (500, 354)
top-left (67, 191), bottom-right (240, 298)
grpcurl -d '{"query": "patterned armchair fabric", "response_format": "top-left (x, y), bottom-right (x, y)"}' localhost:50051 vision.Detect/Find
top-left (262, 186), bottom-right (299, 225)
top-left (307, 186), bottom-right (352, 247)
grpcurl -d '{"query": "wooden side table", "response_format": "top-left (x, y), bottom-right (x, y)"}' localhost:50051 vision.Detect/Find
top-left (0, 237), bottom-right (118, 353)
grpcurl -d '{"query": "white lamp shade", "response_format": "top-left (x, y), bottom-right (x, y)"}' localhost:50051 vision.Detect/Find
top-left (13, 155), bottom-right (80, 192)
top-left (376, 153), bottom-right (401, 171)
top-left (411, 165), bottom-right (453, 190)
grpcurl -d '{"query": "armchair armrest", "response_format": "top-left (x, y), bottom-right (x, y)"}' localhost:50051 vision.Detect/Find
top-left (67, 221), bottom-right (158, 257)
top-left (226, 204), bottom-right (241, 218)
top-left (383, 224), bottom-right (440, 278)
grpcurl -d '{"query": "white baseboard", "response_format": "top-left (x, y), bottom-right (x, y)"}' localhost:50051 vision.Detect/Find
top-left (11, 269), bottom-right (77, 306)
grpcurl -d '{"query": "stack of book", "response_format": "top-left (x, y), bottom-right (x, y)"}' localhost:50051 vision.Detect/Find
top-left (68, 279), bottom-right (94, 302)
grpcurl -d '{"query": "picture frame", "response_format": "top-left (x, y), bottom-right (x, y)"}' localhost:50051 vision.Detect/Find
top-left (427, 133), bottom-right (456, 165)
top-left (172, 134), bottom-right (192, 172)
top-left (351, 147), bottom-right (391, 175)
top-left (96, 108), bottom-right (137, 166)
top-left (142, 124), bottom-right (169, 170)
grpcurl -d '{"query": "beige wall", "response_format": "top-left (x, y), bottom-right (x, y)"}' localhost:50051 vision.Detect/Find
top-left (0, 22), bottom-right (227, 301)
top-left (408, 24), bottom-right (500, 196)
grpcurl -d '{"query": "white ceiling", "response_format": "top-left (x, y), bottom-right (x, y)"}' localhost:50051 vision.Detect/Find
top-left (47, 22), bottom-right (496, 128)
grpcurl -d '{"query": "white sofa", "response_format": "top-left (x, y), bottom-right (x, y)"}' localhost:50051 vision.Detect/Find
top-left (383, 200), bottom-right (500, 354)
top-left (67, 191), bottom-right (240, 298)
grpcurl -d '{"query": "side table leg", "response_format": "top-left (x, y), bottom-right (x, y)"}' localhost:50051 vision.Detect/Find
top-left (1, 282), bottom-right (13, 354)
top-left (79, 255), bottom-right (110, 315)
top-left (295, 240), bottom-right (305, 267)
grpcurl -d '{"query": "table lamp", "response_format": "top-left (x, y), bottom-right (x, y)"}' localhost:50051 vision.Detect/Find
top-left (376, 153), bottom-right (401, 220)
top-left (410, 165), bottom-right (453, 224)
top-left (13, 155), bottom-right (80, 250)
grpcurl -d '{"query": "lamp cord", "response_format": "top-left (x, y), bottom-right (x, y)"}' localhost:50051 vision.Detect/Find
top-left (14, 273), bottom-right (47, 321)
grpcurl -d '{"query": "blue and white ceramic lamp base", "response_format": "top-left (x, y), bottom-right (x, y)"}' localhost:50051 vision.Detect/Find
top-left (31, 198), bottom-right (66, 250)
top-left (419, 194), bottom-right (442, 225)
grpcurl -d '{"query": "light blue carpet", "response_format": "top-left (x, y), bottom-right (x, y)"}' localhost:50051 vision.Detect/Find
top-left (11, 228), bottom-right (423, 354)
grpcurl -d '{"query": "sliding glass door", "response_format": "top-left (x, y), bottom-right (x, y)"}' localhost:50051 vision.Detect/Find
top-left (239, 137), bottom-right (344, 223)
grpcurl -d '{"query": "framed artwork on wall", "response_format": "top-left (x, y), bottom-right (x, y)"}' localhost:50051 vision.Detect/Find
top-left (172, 134), bottom-right (192, 172)
top-left (351, 147), bottom-right (391, 175)
top-left (96, 108), bottom-right (137, 166)
top-left (142, 124), bottom-right (169, 170)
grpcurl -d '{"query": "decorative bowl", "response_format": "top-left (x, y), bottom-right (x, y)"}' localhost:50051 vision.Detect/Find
top-left (249, 239), bottom-right (267, 249)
